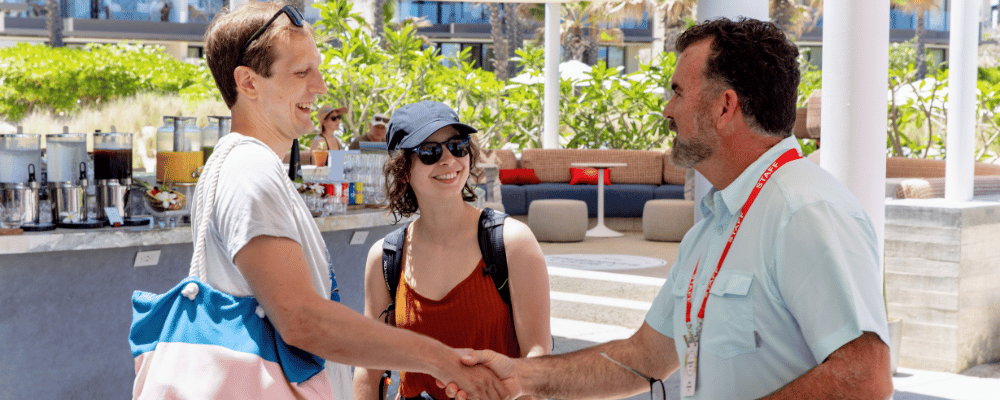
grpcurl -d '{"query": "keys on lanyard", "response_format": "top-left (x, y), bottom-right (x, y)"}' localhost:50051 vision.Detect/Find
top-left (681, 149), bottom-right (800, 397)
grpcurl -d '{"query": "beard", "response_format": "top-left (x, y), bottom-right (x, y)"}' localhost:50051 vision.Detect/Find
top-left (670, 99), bottom-right (720, 169)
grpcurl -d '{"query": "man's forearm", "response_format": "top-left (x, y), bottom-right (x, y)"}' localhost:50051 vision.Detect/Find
top-left (516, 326), bottom-right (678, 400)
top-left (761, 332), bottom-right (893, 400)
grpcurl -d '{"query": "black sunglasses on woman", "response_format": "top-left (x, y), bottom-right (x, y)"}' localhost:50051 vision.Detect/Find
top-left (413, 136), bottom-right (471, 165)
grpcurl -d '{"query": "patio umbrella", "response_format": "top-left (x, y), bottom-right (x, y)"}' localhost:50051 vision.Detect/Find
top-left (509, 60), bottom-right (594, 85)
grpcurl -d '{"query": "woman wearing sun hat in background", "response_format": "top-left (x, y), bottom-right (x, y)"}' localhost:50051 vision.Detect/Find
top-left (353, 101), bottom-right (552, 400)
top-left (313, 104), bottom-right (346, 152)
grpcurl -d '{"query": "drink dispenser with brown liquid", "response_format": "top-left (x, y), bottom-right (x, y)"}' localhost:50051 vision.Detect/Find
top-left (48, 132), bottom-right (103, 228)
top-left (94, 131), bottom-right (146, 226)
top-left (0, 132), bottom-right (53, 231)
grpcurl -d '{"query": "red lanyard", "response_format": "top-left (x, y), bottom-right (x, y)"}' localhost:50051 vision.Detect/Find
top-left (685, 149), bottom-right (801, 330)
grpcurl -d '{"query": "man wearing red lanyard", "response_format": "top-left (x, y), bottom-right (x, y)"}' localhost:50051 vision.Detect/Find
top-left (450, 17), bottom-right (893, 400)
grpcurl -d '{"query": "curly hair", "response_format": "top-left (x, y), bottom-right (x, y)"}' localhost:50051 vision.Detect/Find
top-left (676, 17), bottom-right (800, 138)
top-left (384, 135), bottom-right (484, 223)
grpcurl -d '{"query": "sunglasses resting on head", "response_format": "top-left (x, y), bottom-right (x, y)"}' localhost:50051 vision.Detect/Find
top-left (237, 5), bottom-right (304, 67)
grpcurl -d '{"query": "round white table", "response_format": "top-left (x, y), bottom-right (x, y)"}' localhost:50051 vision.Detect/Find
top-left (571, 162), bottom-right (627, 237)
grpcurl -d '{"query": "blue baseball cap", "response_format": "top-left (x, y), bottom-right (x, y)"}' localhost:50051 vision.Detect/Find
top-left (386, 101), bottom-right (477, 152)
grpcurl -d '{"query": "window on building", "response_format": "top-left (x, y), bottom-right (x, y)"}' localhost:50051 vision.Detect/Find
top-left (439, 43), bottom-right (460, 68)
top-left (596, 46), bottom-right (625, 70)
top-left (188, 46), bottom-right (203, 59)
top-left (801, 46), bottom-right (822, 68)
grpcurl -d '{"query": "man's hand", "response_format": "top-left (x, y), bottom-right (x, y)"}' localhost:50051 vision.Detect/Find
top-left (433, 353), bottom-right (511, 400)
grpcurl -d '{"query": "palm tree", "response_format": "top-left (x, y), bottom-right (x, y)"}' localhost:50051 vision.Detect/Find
top-left (770, 0), bottom-right (824, 40)
top-left (490, 3), bottom-right (510, 80)
top-left (374, 0), bottom-right (386, 48)
top-left (47, 0), bottom-right (64, 47)
top-left (892, 0), bottom-right (940, 80)
top-left (621, 0), bottom-right (694, 54)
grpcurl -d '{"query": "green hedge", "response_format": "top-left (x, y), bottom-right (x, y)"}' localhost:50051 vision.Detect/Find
top-left (0, 42), bottom-right (217, 121)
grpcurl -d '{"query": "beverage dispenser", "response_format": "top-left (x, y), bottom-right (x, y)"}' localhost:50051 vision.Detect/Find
top-left (202, 116), bottom-right (231, 163)
top-left (155, 116), bottom-right (202, 218)
top-left (47, 132), bottom-right (102, 228)
top-left (156, 116), bottom-right (203, 184)
top-left (0, 132), bottom-right (52, 231)
top-left (94, 131), bottom-right (145, 226)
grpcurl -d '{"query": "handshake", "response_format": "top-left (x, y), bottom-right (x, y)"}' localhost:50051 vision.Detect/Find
top-left (435, 349), bottom-right (524, 400)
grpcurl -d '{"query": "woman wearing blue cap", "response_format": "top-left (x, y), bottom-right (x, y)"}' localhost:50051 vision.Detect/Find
top-left (354, 101), bottom-right (552, 400)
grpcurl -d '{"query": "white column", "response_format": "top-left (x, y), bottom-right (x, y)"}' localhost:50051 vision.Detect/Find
top-left (820, 0), bottom-right (889, 255)
top-left (543, 2), bottom-right (560, 149)
top-left (178, 0), bottom-right (188, 23)
top-left (691, 0), bottom-right (768, 223)
top-left (697, 1), bottom-right (768, 22)
top-left (945, 0), bottom-right (979, 201)
top-left (230, 0), bottom-right (249, 11)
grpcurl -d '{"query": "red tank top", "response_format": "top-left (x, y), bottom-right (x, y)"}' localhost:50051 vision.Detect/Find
top-left (395, 255), bottom-right (520, 399)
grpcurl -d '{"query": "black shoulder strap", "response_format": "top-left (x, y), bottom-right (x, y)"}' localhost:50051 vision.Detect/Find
top-left (379, 222), bottom-right (410, 323)
top-left (478, 207), bottom-right (511, 307)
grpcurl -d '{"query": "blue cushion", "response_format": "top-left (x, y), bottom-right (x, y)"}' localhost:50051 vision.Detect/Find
top-left (654, 184), bottom-right (685, 200)
top-left (522, 183), bottom-right (655, 218)
top-left (501, 185), bottom-right (527, 215)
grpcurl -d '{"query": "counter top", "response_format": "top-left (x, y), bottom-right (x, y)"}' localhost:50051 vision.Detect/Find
top-left (0, 208), bottom-right (409, 255)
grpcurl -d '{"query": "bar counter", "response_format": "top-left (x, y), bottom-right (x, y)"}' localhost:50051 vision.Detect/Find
top-left (0, 208), bottom-right (410, 399)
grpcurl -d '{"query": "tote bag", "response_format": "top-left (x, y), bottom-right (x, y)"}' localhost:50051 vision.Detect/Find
top-left (129, 137), bottom-right (334, 399)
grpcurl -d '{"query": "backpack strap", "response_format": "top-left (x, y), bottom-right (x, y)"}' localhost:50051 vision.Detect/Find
top-left (379, 222), bottom-right (410, 324)
top-left (378, 222), bottom-right (409, 400)
top-left (478, 208), bottom-right (511, 307)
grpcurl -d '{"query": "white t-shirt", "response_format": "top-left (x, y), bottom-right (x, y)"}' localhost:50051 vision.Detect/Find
top-left (191, 133), bottom-right (335, 300)
top-left (190, 133), bottom-right (352, 400)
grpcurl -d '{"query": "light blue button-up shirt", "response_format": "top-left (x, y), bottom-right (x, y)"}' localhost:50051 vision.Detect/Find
top-left (646, 137), bottom-right (889, 399)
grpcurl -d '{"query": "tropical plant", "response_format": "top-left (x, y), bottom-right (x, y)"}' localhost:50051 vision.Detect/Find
top-left (887, 40), bottom-right (948, 159)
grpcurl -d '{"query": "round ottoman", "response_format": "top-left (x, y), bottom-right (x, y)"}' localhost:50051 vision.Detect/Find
top-left (528, 199), bottom-right (588, 242)
top-left (643, 199), bottom-right (695, 242)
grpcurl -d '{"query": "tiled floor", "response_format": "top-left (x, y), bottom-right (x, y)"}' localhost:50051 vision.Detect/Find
top-left (536, 231), bottom-right (1000, 400)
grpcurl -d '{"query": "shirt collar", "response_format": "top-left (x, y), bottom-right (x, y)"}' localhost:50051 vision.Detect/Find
top-left (713, 136), bottom-right (803, 217)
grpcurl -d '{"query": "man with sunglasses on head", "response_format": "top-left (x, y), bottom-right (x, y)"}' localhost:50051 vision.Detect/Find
top-left (186, 3), bottom-right (509, 399)
top-left (348, 113), bottom-right (390, 150)
top-left (452, 17), bottom-right (891, 400)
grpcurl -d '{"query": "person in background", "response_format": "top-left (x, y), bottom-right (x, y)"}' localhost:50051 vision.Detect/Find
top-left (312, 105), bottom-right (346, 152)
top-left (194, 2), bottom-right (508, 399)
top-left (348, 113), bottom-right (389, 150)
top-left (452, 17), bottom-right (892, 400)
top-left (353, 101), bottom-right (551, 400)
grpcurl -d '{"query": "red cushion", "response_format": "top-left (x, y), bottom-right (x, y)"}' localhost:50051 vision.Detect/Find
top-left (569, 167), bottom-right (612, 185)
top-left (499, 168), bottom-right (541, 185)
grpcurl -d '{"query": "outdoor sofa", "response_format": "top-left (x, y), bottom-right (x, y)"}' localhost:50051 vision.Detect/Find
top-left (488, 149), bottom-right (688, 217)
top-left (807, 150), bottom-right (1000, 199)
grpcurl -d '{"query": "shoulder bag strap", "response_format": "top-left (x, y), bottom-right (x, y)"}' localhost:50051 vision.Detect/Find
top-left (188, 137), bottom-right (241, 281)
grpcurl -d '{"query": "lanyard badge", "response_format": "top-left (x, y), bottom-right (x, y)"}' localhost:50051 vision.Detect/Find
top-left (681, 149), bottom-right (800, 397)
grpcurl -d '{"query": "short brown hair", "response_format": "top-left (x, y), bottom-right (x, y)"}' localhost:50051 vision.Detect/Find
top-left (384, 136), bottom-right (483, 223)
top-left (204, 1), bottom-right (314, 108)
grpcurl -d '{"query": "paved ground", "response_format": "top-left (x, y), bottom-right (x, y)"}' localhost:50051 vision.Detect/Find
top-left (539, 231), bottom-right (1000, 400)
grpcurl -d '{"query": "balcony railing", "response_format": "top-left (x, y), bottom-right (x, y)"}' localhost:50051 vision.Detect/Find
top-left (397, 1), bottom-right (648, 30)
top-left (2, 0), bottom-right (226, 23)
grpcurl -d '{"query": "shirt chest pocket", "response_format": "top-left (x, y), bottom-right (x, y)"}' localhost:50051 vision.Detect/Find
top-left (671, 270), bottom-right (757, 359)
